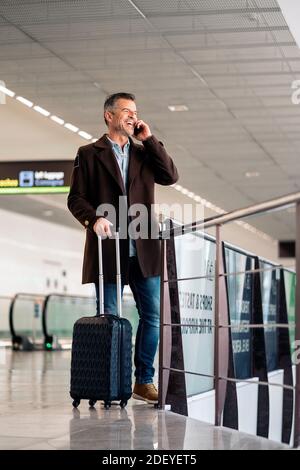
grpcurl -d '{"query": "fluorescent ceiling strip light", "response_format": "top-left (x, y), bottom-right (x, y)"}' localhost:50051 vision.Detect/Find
top-left (168, 105), bottom-right (189, 112)
top-left (16, 96), bottom-right (33, 107)
top-left (245, 171), bottom-right (260, 178)
top-left (0, 84), bottom-right (15, 97)
top-left (33, 105), bottom-right (50, 117)
top-left (50, 115), bottom-right (64, 125)
top-left (78, 130), bottom-right (92, 140)
top-left (172, 183), bottom-right (274, 243)
top-left (2, 81), bottom-right (95, 141)
top-left (64, 123), bottom-right (79, 133)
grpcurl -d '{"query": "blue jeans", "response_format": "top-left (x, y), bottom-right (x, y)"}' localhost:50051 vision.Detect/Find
top-left (95, 257), bottom-right (160, 385)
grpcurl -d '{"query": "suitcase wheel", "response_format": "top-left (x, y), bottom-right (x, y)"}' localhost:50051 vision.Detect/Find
top-left (120, 401), bottom-right (127, 409)
top-left (72, 399), bottom-right (80, 408)
top-left (89, 400), bottom-right (97, 408)
top-left (104, 401), bottom-right (111, 410)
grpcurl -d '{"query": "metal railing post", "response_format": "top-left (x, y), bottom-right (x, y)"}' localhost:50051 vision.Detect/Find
top-left (214, 224), bottom-right (221, 426)
top-left (294, 202), bottom-right (300, 448)
top-left (158, 236), bottom-right (166, 410)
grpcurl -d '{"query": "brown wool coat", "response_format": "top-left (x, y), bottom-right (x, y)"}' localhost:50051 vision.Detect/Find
top-left (67, 134), bottom-right (179, 285)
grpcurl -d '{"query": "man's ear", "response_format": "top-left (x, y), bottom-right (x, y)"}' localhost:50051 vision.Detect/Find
top-left (104, 110), bottom-right (113, 125)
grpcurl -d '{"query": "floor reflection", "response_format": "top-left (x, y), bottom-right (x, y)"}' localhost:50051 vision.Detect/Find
top-left (70, 406), bottom-right (133, 450)
top-left (0, 350), bottom-right (289, 450)
top-left (69, 403), bottom-right (160, 450)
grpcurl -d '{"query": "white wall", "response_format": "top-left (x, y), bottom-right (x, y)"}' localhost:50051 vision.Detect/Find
top-left (0, 207), bottom-right (94, 297)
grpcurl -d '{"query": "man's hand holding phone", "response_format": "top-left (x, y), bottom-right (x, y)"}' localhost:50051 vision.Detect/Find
top-left (134, 120), bottom-right (152, 142)
top-left (93, 218), bottom-right (113, 238)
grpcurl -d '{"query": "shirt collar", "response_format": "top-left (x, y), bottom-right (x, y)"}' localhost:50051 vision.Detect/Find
top-left (106, 135), bottom-right (130, 152)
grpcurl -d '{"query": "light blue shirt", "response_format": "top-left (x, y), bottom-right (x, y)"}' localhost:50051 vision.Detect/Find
top-left (107, 136), bottom-right (136, 257)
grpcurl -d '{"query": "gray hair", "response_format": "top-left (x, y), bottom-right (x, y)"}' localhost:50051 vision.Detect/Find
top-left (104, 92), bottom-right (135, 125)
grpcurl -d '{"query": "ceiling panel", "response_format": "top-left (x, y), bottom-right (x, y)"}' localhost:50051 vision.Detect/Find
top-left (185, 0), bottom-right (280, 10)
top-left (0, 0), bottom-right (136, 23)
top-left (182, 45), bottom-right (294, 61)
top-left (0, 0), bottom-right (299, 241)
top-left (21, 18), bottom-right (153, 40)
top-left (152, 11), bottom-right (287, 33)
top-left (0, 25), bottom-right (31, 43)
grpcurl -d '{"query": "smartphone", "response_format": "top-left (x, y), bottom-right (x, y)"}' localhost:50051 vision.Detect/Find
top-left (134, 124), bottom-right (142, 137)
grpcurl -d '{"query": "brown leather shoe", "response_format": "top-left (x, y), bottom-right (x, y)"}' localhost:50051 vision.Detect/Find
top-left (132, 383), bottom-right (158, 404)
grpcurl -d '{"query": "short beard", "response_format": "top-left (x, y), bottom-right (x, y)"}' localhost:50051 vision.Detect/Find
top-left (119, 124), bottom-right (133, 138)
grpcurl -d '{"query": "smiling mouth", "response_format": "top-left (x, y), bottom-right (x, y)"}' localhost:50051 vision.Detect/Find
top-left (125, 122), bottom-right (135, 132)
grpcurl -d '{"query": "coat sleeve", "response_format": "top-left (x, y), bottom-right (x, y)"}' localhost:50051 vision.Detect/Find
top-left (67, 149), bottom-right (99, 232)
top-left (142, 135), bottom-right (179, 185)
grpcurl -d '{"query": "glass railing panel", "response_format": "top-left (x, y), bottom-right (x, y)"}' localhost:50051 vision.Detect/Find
top-left (45, 295), bottom-right (95, 340)
top-left (12, 294), bottom-right (45, 343)
top-left (224, 248), bottom-right (254, 380)
top-left (283, 270), bottom-right (296, 362)
top-left (45, 293), bottom-right (139, 343)
top-left (0, 296), bottom-right (12, 341)
top-left (171, 232), bottom-right (216, 396)
top-left (260, 261), bottom-right (280, 373)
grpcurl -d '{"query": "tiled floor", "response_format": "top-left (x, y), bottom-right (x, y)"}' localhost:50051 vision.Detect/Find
top-left (0, 349), bottom-right (289, 450)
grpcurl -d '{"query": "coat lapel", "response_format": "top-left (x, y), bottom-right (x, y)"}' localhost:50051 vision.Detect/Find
top-left (93, 135), bottom-right (126, 194)
top-left (94, 135), bottom-right (144, 195)
top-left (128, 140), bottom-right (144, 192)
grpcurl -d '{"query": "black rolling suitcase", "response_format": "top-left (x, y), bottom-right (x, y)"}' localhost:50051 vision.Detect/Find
top-left (70, 232), bottom-right (132, 409)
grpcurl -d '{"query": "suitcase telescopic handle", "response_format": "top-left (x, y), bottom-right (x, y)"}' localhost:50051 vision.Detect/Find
top-left (97, 231), bottom-right (122, 317)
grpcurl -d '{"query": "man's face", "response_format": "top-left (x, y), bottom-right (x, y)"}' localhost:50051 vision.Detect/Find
top-left (106, 99), bottom-right (138, 137)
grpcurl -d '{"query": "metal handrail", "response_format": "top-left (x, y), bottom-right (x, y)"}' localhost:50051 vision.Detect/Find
top-left (161, 191), bottom-right (300, 237)
top-left (158, 191), bottom-right (300, 448)
top-left (9, 293), bottom-right (46, 340)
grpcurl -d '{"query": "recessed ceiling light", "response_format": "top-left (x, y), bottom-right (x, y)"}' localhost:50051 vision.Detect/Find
top-left (50, 115), bottom-right (64, 125)
top-left (78, 130), bottom-right (92, 140)
top-left (245, 171), bottom-right (260, 178)
top-left (0, 84), bottom-right (15, 97)
top-left (33, 105), bottom-right (50, 117)
top-left (16, 96), bottom-right (33, 107)
top-left (64, 123), bottom-right (79, 133)
top-left (168, 105), bottom-right (189, 112)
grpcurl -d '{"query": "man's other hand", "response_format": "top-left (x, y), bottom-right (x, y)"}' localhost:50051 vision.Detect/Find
top-left (93, 218), bottom-right (113, 238)
top-left (134, 120), bottom-right (152, 141)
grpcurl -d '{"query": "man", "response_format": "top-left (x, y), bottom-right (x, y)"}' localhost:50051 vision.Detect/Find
top-left (68, 92), bottom-right (178, 404)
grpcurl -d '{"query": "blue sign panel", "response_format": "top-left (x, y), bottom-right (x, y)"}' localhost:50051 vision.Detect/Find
top-left (225, 249), bottom-right (253, 380)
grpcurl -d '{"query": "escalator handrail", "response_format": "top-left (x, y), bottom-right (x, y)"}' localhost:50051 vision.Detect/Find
top-left (42, 293), bottom-right (95, 341)
top-left (9, 292), bottom-right (46, 340)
